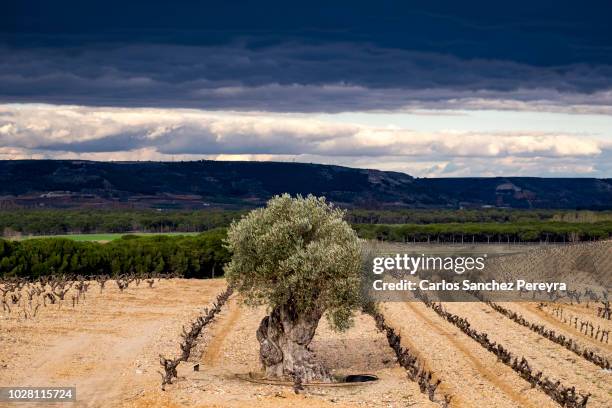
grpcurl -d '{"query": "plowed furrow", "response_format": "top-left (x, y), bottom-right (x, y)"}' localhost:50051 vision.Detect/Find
top-left (383, 302), bottom-right (557, 408)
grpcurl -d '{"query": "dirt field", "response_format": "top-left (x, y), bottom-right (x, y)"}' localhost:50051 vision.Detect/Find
top-left (1, 278), bottom-right (610, 408)
top-left (0, 279), bottom-right (225, 407)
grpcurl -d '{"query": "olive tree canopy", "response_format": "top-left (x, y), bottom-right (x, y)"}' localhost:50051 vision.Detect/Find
top-left (224, 194), bottom-right (362, 381)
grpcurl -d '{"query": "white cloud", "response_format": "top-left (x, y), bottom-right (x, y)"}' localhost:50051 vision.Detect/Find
top-left (0, 103), bottom-right (609, 177)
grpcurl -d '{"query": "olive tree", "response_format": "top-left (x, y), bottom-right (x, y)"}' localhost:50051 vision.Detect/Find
top-left (224, 194), bottom-right (362, 382)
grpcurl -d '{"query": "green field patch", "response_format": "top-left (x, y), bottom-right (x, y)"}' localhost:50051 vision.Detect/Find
top-left (17, 232), bottom-right (201, 242)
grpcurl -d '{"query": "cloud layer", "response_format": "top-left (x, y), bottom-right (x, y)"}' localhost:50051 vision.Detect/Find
top-left (0, 40), bottom-right (610, 178)
top-left (1, 43), bottom-right (612, 113)
top-left (1, 104), bottom-right (609, 177)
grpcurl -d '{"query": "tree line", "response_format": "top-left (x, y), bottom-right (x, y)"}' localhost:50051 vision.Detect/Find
top-left (0, 221), bottom-right (610, 281)
top-left (353, 221), bottom-right (612, 243)
top-left (346, 209), bottom-right (612, 225)
top-left (2, 209), bottom-right (611, 237)
top-left (0, 229), bottom-right (230, 279)
top-left (0, 209), bottom-right (243, 237)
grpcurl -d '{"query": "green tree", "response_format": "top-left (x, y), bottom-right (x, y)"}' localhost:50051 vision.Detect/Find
top-left (224, 194), bottom-right (362, 382)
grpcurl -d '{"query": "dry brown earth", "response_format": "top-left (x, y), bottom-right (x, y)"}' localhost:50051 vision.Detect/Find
top-left (1, 279), bottom-right (610, 407)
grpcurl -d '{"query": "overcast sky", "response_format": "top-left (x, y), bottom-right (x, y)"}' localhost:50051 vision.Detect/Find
top-left (1, 1), bottom-right (611, 177)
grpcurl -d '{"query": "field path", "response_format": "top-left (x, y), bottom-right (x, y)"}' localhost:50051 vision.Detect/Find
top-left (13, 319), bottom-right (165, 406)
top-left (201, 296), bottom-right (243, 366)
top-left (383, 302), bottom-right (557, 408)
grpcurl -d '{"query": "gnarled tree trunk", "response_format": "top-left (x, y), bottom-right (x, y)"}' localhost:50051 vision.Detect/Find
top-left (256, 303), bottom-right (332, 382)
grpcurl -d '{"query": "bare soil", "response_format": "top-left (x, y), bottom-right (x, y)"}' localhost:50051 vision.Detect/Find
top-left (1, 279), bottom-right (610, 408)
top-left (441, 301), bottom-right (611, 407)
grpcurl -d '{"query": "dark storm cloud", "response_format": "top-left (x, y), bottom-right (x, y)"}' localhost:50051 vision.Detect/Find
top-left (4, 1), bottom-right (612, 65)
top-left (1, 42), bottom-right (612, 112)
top-left (1, 1), bottom-right (612, 112)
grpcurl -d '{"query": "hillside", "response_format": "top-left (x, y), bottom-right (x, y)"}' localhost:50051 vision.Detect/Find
top-left (0, 160), bottom-right (610, 209)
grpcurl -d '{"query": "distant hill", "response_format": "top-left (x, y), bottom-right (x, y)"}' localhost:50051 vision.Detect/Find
top-left (0, 160), bottom-right (610, 210)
